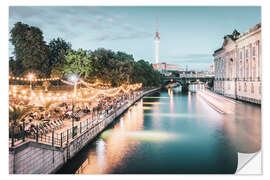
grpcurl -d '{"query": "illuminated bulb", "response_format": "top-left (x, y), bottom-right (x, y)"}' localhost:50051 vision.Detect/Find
top-left (28, 73), bottom-right (35, 81)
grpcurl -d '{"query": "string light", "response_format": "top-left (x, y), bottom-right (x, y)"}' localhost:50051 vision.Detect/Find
top-left (9, 78), bottom-right (142, 104)
top-left (9, 75), bottom-right (60, 82)
top-left (60, 79), bottom-right (81, 86)
top-left (80, 79), bottom-right (112, 90)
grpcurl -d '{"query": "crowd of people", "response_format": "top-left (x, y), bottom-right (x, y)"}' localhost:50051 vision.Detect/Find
top-left (10, 89), bottom-right (143, 140)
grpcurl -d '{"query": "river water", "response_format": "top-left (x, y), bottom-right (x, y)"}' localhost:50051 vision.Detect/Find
top-left (57, 88), bottom-right (261, 174)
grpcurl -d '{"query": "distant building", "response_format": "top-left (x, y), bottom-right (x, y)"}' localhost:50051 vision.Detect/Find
top-left (179, 70), bottom-right (196, 78)
top-left (213, 23), bottom-right (261, 104)
top-left (209, 65), bottom-right (215, 73)
top-left (153, 62), bottom-right (181, 75)
top-left (153, 62), bottom-right (180, 72)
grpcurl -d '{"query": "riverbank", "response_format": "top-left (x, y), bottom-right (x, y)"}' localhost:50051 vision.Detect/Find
top-left (9, 88), bottom-right (160, 174)
top-left (56, 88), bottom-right (257, 174)
top-left (197, 89), bottom-right (237, 114)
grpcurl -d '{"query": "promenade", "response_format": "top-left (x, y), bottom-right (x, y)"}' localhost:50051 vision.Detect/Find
top-left (197, 89), bottom-right (237, 114)
top-left (9, 88), bottom-right (160, 174)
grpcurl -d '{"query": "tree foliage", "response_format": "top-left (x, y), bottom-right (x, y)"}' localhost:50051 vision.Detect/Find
top-left (58, 48), bottom-right (160, 87)
top-left (9, 104), bottom-right (36, 125)
top-left (58, 49), bottom-right (93, 79)
top-left (48, 37), bottom-right (72, 67)
top-left (9, 22), bottom-right (161, 87)
top-left (10, 22), bottom-right (51, 77)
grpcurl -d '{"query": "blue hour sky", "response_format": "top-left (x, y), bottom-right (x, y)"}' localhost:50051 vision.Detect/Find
top-left (9, 6), bottom-right (261, 71)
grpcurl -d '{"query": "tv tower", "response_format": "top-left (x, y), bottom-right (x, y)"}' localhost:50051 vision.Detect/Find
top-left (154, 10), bottom-right (160, 64)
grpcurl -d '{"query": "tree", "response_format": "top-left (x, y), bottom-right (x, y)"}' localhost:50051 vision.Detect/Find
top-left (39, 101), bottom-right (58, 121)
top-left (89, 49), bottom-right (137, 86)
top-left (114, 51), bottom-right (134, 62)
top-left (9, 104), bottom-right (36, 126)
top-left (30, 100), bottom-right (60, 121)
top-left (9, 56), bottom-right (25, 76)
top-left (58, 49), bottom-right (93, 79)
top-left (90, 48), bottom-right (116, 83)
top-left (130, 59), bottom-right (161, 87)
top-left (48, 38), bottom-right (72, 67)
top-left (10, 22), bottom-right (51, 77)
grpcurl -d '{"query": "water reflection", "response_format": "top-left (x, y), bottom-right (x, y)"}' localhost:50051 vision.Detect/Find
top-left (168, 88), bottom-right (174, 115)
top-left (188, 91), bottom-right (192, 112)
top-left (223, 102), bottom-right (261, 153)
top-left (58, 89), bottom-right (260, 174)
top-left (76, 100), bottom-right (144, 174)
top-left (97, 139), bottom-right (106, 171)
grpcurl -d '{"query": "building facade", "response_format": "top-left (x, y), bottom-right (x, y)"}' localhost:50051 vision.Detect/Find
top-left (153, 62), bottom-right (181, 76)
top-left (210, 65), bottom-right (215, 73)
top-left (213, 23), bottom-right (261, 104)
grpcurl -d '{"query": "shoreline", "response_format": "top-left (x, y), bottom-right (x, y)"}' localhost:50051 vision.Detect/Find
top-left (9, 88), bottom-right (160, 174)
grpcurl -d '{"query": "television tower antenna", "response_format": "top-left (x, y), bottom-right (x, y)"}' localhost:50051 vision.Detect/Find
top-left (156, 9), bottom-right (158, 33)
top-left (154, 9), bottom-right (160, 65)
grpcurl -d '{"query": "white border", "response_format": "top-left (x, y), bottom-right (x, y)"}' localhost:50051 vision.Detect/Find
top-left (1, 0), bottom-right (269, 179)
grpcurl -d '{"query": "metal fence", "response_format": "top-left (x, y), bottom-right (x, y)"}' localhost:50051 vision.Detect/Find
top-left (9, 91), bottom-right (143, 148)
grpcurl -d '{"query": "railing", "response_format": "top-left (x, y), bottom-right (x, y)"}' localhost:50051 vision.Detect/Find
top-left (164, 75), bottom-right (215, 79)
top-left (9, 126), bottom-right (27, 147)
top-left (9, 91), bottom-right (146, 148)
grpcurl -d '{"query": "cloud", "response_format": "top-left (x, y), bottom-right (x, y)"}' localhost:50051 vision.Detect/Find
top-left (9, 6), bottom-right (153, 44)
top-left (9, 6), bottom-right (44, 18)
top-left (168, 53), bottom-right (213, 64)
top-left (162, 53), bottom-right (214, 71)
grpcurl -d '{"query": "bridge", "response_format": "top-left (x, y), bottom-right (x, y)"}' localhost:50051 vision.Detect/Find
top-left (162, 75), bottom-right (214, 91)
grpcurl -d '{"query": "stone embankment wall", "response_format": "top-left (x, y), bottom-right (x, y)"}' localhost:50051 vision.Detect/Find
top-left (9, 88), bottom-right (160, 174)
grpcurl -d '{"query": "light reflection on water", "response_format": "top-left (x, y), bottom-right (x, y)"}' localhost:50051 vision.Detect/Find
top-left (58, 88), bottom-right (261, 174)
top-left (222, 102), bottom-right (261, 153)
top-left (75, 100), bottom-right (145, 174)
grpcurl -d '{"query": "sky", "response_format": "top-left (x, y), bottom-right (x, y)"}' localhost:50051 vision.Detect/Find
top-left (9, 6), bottom-right (261, 71)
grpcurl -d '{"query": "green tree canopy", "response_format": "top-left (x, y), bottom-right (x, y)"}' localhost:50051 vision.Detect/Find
top-left (48, 37), bottom-right (72, 67)
top-left (10, 22), bottom-right (51, 77)
top-left (58, 49), bottom-right (93, 79)
top-left (9, 22), bottom-right (161, 88)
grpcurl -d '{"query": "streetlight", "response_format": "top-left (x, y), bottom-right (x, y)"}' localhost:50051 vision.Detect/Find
top-left (28, 73), bottom-right (35, 90)
top-left (69, 74), bottom-right (79, 138)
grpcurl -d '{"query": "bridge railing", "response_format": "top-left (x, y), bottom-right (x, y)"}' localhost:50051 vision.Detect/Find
top-left (163, 74), bottom-right (215, 79)
top-left (179, 74), bottom-right (215, 78)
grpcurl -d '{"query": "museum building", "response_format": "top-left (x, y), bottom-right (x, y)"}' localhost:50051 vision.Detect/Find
top-left (213, 23), bottom-right (261, 104)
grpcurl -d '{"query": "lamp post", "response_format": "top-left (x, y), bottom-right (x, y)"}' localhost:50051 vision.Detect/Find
top-left (28, 73), bottom-right (35, 90)
top-left (70, 75), bottom-right (79, 138)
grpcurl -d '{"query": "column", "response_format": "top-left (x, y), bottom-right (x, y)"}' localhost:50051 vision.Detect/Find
top-left (214, 59), bottom-right (217, 78)
top-left (258, 40), bottom-right (261, 80)
top-left (249, 44), bottom-right (252, 81)
top-left (256, 41), bottom-right (259, 80)
top-left (243, 47), bottom-right (246, 80)
top-left (236, 48), bottom-right (239, 79)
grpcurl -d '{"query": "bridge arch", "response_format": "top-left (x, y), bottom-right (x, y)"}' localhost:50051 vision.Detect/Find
top-left (161, 76), bottom-right (214, 91)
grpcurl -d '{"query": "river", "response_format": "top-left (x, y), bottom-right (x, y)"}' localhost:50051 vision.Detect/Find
top-left (57, 87), bottom-right (261, 174)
